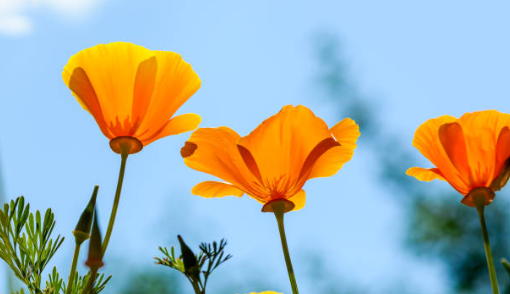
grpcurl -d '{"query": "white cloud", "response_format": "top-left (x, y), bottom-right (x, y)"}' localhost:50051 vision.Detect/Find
top-left (0, 14), bottom-right (31, 36)
top-left (0, 0), bottom-right (106, 36)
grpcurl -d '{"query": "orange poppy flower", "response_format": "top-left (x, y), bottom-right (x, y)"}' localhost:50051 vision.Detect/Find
top-left (181, 105), bottom-right (360, 212)
top-left (62, 42), bottom-right (201, 154)
top-left (407, 110), bottom-right (510, 207)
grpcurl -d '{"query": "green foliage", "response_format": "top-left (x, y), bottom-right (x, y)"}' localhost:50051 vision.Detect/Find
top-left (156, 236), bottom-right (232, 294)
top-left (0, 196), bottom-right (64, 293)
top-left (63, 272), bottom-right (111, 294)
top-left (0, 196), bottom-right (110, 294)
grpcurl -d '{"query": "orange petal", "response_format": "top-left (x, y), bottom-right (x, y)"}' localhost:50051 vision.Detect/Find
top-left (406, 167), bottom-right (445, 182)
top-left (141, 113), bottom-right (201, 145)
top-left (63, 42), bottom-right (154, 127)
top-left (309, 118), bottom-right (360, 179)
top-left (496, 126), bottom-right (510, 173)
top-left (237, 105), bottom-right (333, 195)
top-left (412, 115), bottom-right (470, 194)
top-left (183, 127), bottom-right (260, 197)
top-left (67, 67), bottom-right (112, 139)
top-left (289, 190), bottom-right (306, 211)
top-left (136, 51), bottom-right (201, 135)
top-left (131, 56), bottom-right (157, 135)
top-left (438, 122), bottom-right (472, 182)
top-left (191, 181), bottom-right (244, 198)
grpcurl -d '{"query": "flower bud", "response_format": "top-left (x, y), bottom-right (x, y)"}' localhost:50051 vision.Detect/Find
top-left (177, 235), bottom-right (197, 276)
top-left (85, 209), bottom-right (104, 270)
top-left (73, 186), bottom-right (98, 245)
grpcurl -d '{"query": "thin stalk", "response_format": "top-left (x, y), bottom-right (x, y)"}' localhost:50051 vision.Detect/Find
top-left (101, 152), bottom-right (128, 255)
top-left (274, 210), bottom-right (299, 294)
top-left (81, 268), bottom-right (98, 294)
top-left (476, 205), bottom-right (500, 294)
top-left (188, 277), bottom-right (202, 294)
top-left (65, 244), bottom-right (81, 294)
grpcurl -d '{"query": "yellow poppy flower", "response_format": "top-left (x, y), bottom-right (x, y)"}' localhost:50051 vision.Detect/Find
top-left (182, 105), bottom-right (359, 212)
top-left (407, 110), bottom-right (510, 207)
top-left (63, 42), bottom-right (201, 154)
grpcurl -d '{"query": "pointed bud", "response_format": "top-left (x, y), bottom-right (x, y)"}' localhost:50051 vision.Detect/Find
top-left (73, 186), bottom-right (99, 245)
top-left (85, 209), bottom-right (103, 270)
top-left (177, 235), bottom-right (197, 275)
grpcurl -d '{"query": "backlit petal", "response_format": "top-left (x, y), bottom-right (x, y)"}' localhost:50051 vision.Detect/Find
top-left (438, 122), bottom-right (472, 186)
top-left (191, 181), bottom-right (244, 198)
top-left (136, 51), bottom-right (201, 137)
top-left (183, 127), bottom-right (259, 197)
top-left (67, 67), bottom-right (112, 139)
top-left (237, 105), bottom-right (333, 196)
top-left (406, 167), bottom-right (445, 182)
top-left (496, 126), bottom-right (510, 172)
top-left (412, 115), bottom-right (470, 194)
top-left (289, 190), bottom-right (306, 211)
top-left (63, 42), bottom-right (153, 127)
top-left (309, 118), bottom-right (360, 179)
top-left (141, 113), bottom-right (201, 145)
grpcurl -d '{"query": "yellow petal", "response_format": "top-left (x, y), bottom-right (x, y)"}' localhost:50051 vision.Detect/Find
top-left (191, 181), bottom-right (244, 198)
top-left (141, 113), bottom-right (201, 145)
top-left (309, 118), bottom-right (360, 179)
top-left (406, 167), bottom-right (445, 182)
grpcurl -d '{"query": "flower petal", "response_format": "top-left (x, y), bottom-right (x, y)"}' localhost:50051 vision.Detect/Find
top-left (67, 67), bottom-right (112, 139)
top-left (183, 127), bottom-right (260, 197)
top-left (438, 122), bottom-right (472, 183)
top-left (131, 56), bottom-right (157, 135)
top-left (237, 105), bottom-right (333, 196)
top-left (309, 118), bottom-right (360, 179)
top-left (412, 115), bottom-right (470, 194)
top-left (63, 42), bottom-right (154, 127)
top-left (496, 126), bottom-right (510, 172)
top-left (457, 110), bottom-right (510, 187)
top-left (136, 51), bottom-right (201, 137)
top-left (289, 190), bottom-right (306, 211)
top-left (141, 113), bottom-right (201, 145)
top-left (406, 167), bottom-right (445, 182)
top-left (191, 181), bottom-right (244, 198)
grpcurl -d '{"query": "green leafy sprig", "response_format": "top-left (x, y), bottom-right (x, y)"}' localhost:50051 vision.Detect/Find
top-left (0, 196), bottom-right (64, 294)
top-left (156, 235), bottom-right (232, 294)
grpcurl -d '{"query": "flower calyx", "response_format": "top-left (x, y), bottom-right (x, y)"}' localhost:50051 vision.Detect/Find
top-left (109, 136), bottom-right (143, 155)
top-left (462, 187), bottom-right (496, 208)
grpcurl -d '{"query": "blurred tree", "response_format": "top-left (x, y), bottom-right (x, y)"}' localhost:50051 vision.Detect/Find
top-left (313, 31), bottom-right (510, 294)
top-left (119, 269), bottom-right (183, 294)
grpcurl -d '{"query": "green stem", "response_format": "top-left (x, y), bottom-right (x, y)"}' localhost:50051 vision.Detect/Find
top-left (189, 277), bottom-right (202, 294)
top-left (476, 205), bottom-right (500, 294)
top-left (101, 152), bottom-right (128, 256)
top-left (274, 210), bottom-right (299, 294)
top-left (65, 243), bottom-right (81, 294)
top-left (81, 268), bottom-right (98, 294)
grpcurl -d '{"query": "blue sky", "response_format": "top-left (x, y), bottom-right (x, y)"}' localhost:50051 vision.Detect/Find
top-left (1, 1), bottom-right (510, 293)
